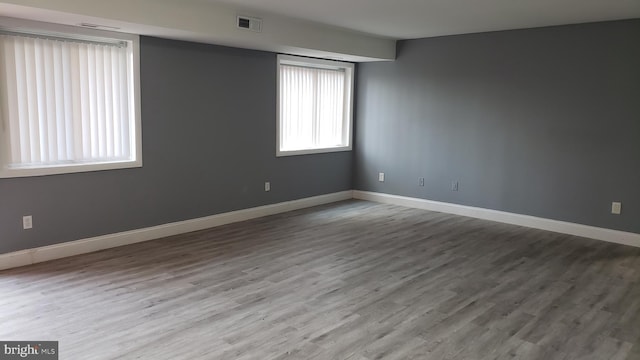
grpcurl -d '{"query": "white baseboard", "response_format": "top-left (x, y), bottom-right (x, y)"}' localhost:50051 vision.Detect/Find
top-left (353, 190), bottom-right (640, 248)
top-left (0, 191), bottom-right (353, 271)
top-left (3, 189), bottom-right (637, 271)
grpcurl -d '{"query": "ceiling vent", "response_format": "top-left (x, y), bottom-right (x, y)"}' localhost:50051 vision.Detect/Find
top-left (237, 16), bottom-right (262, 32)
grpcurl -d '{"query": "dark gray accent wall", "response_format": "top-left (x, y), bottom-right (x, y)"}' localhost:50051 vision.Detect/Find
top-left (354, 20), bottom-right (640, 233)
top-left (0, 37), bottom-right (353, 254)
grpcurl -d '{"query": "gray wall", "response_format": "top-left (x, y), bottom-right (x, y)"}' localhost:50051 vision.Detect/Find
top-left (0, 37), bottom-right (353, 254)
top-left (354, 19), bottom-right (640, 233)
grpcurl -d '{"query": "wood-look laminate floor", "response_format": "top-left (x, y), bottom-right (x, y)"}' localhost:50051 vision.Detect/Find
top-left (2, 200), bottom-right (640, 360)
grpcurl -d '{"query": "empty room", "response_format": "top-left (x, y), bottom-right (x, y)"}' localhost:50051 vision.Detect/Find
top-left (0, 0), bottom-right (639, 359)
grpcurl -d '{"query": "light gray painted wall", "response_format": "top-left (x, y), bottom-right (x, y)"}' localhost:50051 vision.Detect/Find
top-left (354, 19), bottom-right (640, 233)
top-left (0, 37), bottom-right (353, 254)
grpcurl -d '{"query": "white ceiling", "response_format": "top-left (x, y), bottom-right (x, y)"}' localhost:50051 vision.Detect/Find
top-left (209, 0), bottom-right (640, 39)
top-left (1, 0), bottom-right (638, 62)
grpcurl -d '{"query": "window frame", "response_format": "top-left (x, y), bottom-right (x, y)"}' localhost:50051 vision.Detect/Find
top-left (276, 54), bottom-right (354, 157)
top-left (0, 17), bottom-right (142, 178)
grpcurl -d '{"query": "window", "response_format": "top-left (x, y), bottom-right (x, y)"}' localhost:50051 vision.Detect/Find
top-left (277, 54), bottom-right (354, 156)
top-left (0, 20), bottom-right (141, 178)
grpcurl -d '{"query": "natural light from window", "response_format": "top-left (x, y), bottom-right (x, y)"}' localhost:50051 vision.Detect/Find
top-left (277, 54), bottom-right (353, 156)
top-left (0, 20), bottom-right (141, 178)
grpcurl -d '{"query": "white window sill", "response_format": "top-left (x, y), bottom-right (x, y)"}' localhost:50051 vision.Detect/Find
top-left (0, 159), bottom-right (142, 178)
top-left (276, 146), bottom-right (352, 157)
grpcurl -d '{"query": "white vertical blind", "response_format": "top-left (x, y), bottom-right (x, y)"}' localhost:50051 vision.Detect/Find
top-left (279, 64), bottom-right (345, 151)
top-left (0, 33), bottom-right (132, 168)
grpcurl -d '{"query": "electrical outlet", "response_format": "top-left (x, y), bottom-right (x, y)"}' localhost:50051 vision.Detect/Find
top-left (451, 181), bottom-right (459, 191)
top-left (23, 215), bottom-right (33, 230)
top-left (264, 182), bottom-right (271, 192)
top-left (419, 177), bottom-right (425, 186)
top-left (378, 173), bottom-right (385, 182)
top-left (611, 202), bottom-right (621, 215)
